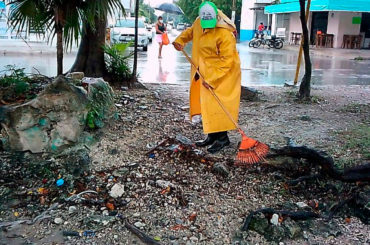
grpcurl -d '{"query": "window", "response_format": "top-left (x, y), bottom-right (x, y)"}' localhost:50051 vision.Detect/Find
top-left (115, 19), bottom-right (145, 28)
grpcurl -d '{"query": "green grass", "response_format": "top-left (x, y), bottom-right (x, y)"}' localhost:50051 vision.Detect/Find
top-left (343, 125), bottom-right (370, 159)
top-left (339, 103), bottom-right (370, 114)
top-left (354, 56), bottom-right (364, 61)
top-left (333, 124), bottom-right (370, 168)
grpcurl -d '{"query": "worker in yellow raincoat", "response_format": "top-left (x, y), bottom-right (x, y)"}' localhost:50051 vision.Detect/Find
top-left (173, 1), bottom-right (241, 154)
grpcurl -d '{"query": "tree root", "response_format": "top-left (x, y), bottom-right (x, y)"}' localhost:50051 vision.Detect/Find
top-left (241, 208), bottom-right (319, 231)
top-left (263, 140), bottom-right (370, 226)
top-left (270, 145), bottom-right (370, 183)
top-left (287, 174), bottom-right (321, 186)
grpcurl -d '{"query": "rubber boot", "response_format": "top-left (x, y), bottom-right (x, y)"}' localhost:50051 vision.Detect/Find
top-left (195, 133), bottom-right (217, 147)
top-left (207, 131), bottom-right (230, 154)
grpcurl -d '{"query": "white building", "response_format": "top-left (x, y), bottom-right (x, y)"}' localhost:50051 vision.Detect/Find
top-left (264, 0), bottom-right (370, 48)
top-left (240, 0), bottom-right (275, 41)
top-left (0, 1), bottom-right (30, 41)
top-left (240, 0), bottom-right (370, 49)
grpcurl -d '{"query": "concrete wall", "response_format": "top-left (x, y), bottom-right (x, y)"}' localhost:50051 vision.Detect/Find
top-left (288, 12), bottom-right (302, 42)
top-left (327, 11), bottom-right (362, 48)
top-left (240, 0), bottom-right (256, 41)
top-left (240, 0), bottom-right (274, 41)
top-left (273, 13), bottom-right (290, 38)
top-left (256, 10), bottom-right (269, 29)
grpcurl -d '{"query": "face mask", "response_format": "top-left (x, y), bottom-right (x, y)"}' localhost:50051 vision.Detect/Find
top-left (159, 20), bottom-right (163, 24)
top-left (199, 1), bottom-right (218, 29)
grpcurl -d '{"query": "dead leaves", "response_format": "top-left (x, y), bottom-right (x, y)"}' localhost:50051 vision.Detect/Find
top-left (189, 212), bottom-right (197, 222)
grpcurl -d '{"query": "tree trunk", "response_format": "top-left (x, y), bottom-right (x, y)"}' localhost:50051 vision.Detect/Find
top-left (55, 8), bottom-right (64, 76)
top-left (298, 0), bottom-right (312, 100)
top-left (56, 28), bottom-right (63, 76)
top-left (130, 0), bottom-right (140, 85)
top-left (70, 16), bottom-right (107, 77)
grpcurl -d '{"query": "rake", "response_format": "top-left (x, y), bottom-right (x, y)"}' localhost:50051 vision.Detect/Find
top-left (181, 49), bottom-right (269, 166)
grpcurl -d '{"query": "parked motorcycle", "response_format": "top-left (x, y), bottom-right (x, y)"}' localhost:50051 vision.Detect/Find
top-left (248, 32), bottom-right (262, 48)
top-left (249, 34), bottom-right (284, 49)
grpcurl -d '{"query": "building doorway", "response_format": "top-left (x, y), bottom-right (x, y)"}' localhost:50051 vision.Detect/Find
top-left (360, 13), bottom-right (370, 48)
top-left (310, 12), bottom-right (329, 44)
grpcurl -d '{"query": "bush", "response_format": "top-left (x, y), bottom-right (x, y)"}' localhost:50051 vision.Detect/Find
top-left (86, 79), bottom-right (115, 129)
top-left (103, 43), bottom-right (133, 83)
top-left (0, 65), bottom-right (31, 102)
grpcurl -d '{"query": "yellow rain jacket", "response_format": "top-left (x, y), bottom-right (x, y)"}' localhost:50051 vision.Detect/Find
top-left (174, 11), bottom-right (241, 134)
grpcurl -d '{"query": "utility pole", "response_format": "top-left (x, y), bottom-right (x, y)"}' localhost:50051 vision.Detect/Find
top-left (231, 0), bottom-right (236, 24)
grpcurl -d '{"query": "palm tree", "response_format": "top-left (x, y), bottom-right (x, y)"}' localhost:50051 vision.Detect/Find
top-left (7, 0), bottom-right (124, 76)
top-left (70, 1), bottom-right (126, 78)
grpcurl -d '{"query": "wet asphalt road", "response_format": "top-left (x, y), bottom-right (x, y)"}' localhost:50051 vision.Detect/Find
top-left (137, 34), bottom-right (370, 86)
top-left (1, 32), bottom-right (369, 86)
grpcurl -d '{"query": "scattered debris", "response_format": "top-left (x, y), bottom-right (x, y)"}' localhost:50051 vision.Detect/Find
top-left (54, 217), bottom-right (63, 225)
top-left (212, 162), bottom-right (229, 177)
top-left (270, 214), bottom-right (279, 226)
top-left (63, 230), bottom-right (95, 237)
top-left (0, 84), bottom-right (369, 244)
top-left (56, 178), bottom-right (64, 187)
top-left (296, 202), bottom-right (308, 208)
top-left (109, 183), bottom-right (125, 198)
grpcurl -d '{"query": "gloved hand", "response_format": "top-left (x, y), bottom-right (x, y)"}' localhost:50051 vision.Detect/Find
top-left (194, 72), bottom-right (200, 81)
top-left (172, 42), bottom-right (183, 51)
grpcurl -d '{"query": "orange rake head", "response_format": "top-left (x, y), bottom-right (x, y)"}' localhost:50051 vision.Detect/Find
top-left (235, 131), bottom-right (269, 166)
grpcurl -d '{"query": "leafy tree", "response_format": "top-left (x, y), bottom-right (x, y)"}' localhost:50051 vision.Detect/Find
top-left (70, 1), bottom-right (125, 78)
top-left (139, 1), bottom-right (156, 23)
top-left (7, 0), bottom-right (124, 77)
top-left (177, 0), bottom-right (201, 22)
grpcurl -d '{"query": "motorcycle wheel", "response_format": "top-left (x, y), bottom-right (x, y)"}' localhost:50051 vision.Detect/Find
top-left (274, 40), bottom-right (284, 49)
top-left (249, 41), bottom-right (254, 47)
top-left (253, 40), bottom-right (262, 48)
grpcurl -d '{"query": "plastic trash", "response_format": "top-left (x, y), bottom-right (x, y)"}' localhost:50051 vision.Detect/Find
top-left (175, 134), bottom-right (193, 146)
top-left (149, 153), bottom-right (155, 159)
top-left (168, 144), bottom-right (181, 152)
top-left (56, 179), bottom-right (64, 187)
top-left (192, 115), bottom-right (202, 124)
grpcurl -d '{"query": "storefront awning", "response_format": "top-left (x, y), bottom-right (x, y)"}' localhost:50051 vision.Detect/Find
top-left (265, 0), bottom-right (370, 14)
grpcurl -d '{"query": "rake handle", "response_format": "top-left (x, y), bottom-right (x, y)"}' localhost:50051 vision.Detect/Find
top-left (181, 49), bottom-right (242, 132)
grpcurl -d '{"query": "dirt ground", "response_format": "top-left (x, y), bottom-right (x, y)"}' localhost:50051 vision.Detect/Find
top-left (0, 83), bottom-right (369, 244)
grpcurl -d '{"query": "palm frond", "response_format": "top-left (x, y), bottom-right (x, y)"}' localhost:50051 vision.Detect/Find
top-left (8, 0), bottom-right (126, 52)
top-left (7, 0), bottom-right (53, 35)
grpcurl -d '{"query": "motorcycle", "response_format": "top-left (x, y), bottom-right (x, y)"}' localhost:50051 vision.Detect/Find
top-left (249, 33), bottom-right (284, 49)
top-left (248, 32), bottom-right (262, 48)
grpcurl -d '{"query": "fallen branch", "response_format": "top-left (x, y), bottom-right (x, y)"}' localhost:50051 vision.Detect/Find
top-left (241, 208), bottom-right (319, 231)
top-left (124, 221), bottom-right (161, 245)
top-left (145, 138), bottom-right (173, 155)
top-left (287, 174), bottom-right (321, 186)
top-left (117, 215), bottom-right (160, 245)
